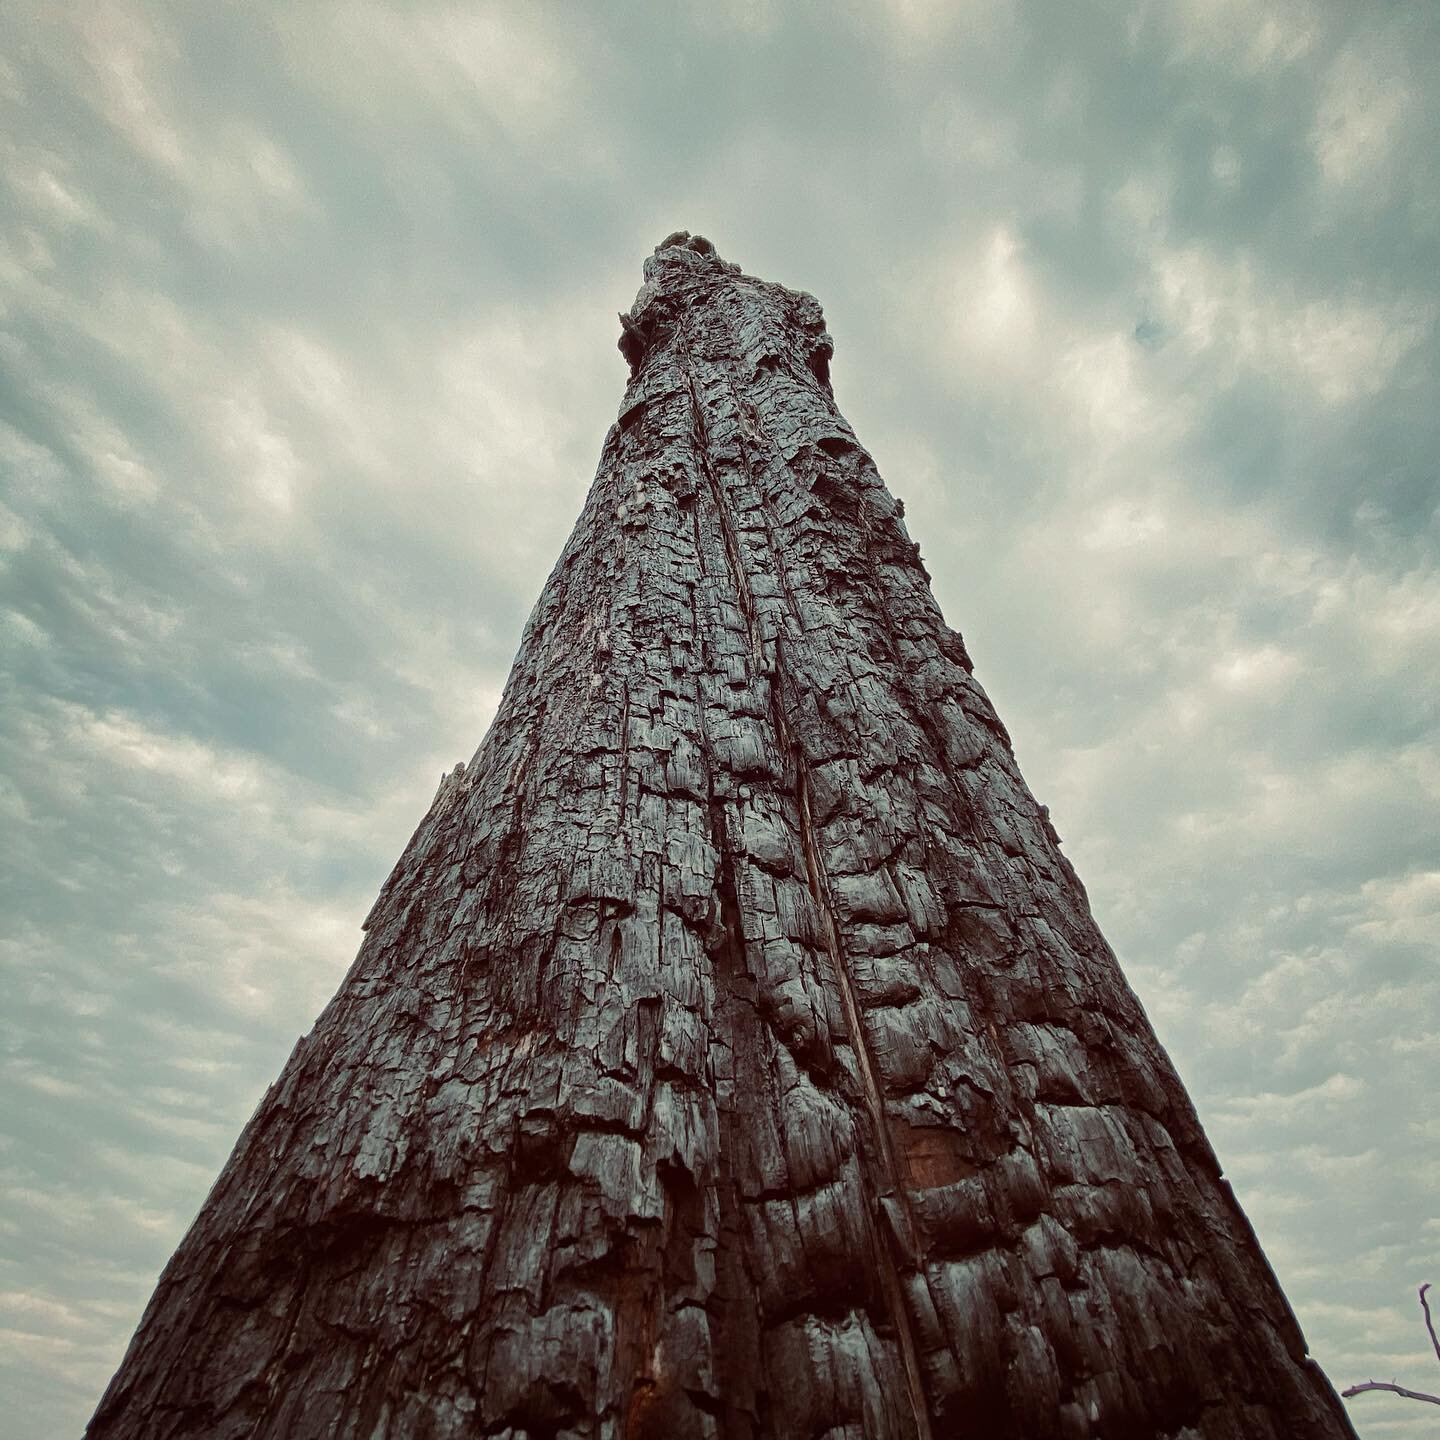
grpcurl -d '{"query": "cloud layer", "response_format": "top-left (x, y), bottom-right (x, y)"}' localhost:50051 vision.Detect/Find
top-left (1, 3), bottom-right (1437, 1435)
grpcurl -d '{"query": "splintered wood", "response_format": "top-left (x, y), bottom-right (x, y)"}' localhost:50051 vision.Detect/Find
top-left (88, 234), bottom-right (1356, 1439)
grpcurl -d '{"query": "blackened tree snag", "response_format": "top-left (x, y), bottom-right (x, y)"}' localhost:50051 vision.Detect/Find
top-left (88, 235), bottom-right (1357, 1439)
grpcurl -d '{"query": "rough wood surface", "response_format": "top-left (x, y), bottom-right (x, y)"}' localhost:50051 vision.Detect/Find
top-left (88, 234), bottom-right (1357, 1440)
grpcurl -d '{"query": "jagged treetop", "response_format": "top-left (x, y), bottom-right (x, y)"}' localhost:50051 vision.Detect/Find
top-left (618, 231), bottom-right (833, 385)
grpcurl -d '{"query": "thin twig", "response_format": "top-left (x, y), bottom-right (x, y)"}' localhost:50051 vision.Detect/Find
top-left (1420, 1283), bottom-right (1440, 1369)
top-left (1341, 1381), bottom-right (1440, 1406)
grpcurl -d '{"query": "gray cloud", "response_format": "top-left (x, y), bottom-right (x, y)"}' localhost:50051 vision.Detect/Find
top-left (2, 2), bottom-right (1437, 1435)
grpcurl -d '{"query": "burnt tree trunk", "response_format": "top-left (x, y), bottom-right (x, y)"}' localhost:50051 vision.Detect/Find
top-left (89, 235), bottom-right (1356, 1440)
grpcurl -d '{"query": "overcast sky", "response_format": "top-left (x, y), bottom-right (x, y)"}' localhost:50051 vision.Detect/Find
top-left (1, 3), bottom-right (1437, 1436)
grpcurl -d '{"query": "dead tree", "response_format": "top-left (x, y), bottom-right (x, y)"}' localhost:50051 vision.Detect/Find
top-left (88, 234), bottom-right (1357, 1439)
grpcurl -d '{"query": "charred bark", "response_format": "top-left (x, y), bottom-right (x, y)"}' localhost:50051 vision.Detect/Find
top-left (88, 234), bottom-right (1356, 1439)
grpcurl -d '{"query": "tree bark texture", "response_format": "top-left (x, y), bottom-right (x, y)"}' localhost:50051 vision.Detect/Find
top-left (89, 235), bottom-right (1357, 1440)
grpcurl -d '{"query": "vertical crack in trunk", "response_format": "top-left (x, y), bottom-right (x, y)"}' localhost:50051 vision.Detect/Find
top-left (789, 717), bottom-right (935, 1440)
top-left (683, 332), bottom-right (935, 1439)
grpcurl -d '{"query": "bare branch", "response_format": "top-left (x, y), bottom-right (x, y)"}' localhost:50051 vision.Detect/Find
top-left (1421, 1283), bottom-right (1440, 1369)
top-left (1341, 1381), bottom-right (1440, 1406)
top-left (1344, 1280), bottom-right (1440, 1408)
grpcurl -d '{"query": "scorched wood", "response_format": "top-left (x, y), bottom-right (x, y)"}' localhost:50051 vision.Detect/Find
top-left (87, 233), bottom-right (1357, 1440)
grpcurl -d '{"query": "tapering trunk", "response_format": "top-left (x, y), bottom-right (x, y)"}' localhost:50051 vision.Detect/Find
top-left (89, 235), bottom-right (1356, 1440)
